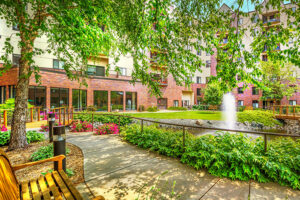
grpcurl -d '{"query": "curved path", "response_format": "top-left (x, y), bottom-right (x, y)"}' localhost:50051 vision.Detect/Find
top-left (67, 132), bottom-right (299, 200)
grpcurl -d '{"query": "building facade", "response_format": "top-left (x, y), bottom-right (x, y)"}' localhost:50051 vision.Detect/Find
top-left (0, 1), bottom-right (299, 111)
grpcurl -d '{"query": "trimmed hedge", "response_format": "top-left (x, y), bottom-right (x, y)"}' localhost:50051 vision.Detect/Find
top-left (121, 124), bottom-right (300, 189)
top-left (237, 110), bottom-right (282, 127)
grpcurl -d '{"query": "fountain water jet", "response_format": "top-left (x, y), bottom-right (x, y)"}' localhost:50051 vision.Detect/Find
top-left (222, 92), bottom-right (237, 130)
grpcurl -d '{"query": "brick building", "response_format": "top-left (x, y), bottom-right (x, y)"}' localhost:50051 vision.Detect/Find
top-left (0, 1), bottom-right (299, 111)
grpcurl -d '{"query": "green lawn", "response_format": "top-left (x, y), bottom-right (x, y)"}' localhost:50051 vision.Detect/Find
top-left (127, 111), bottom-right (222, 120)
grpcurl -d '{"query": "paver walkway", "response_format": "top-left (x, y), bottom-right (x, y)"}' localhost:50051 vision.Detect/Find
top-left (67, 132), bottom-right (300, 200)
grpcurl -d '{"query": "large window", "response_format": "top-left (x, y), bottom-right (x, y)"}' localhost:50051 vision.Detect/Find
top-left (87, 65), bottom-right (105, 76)
top-left (0, 86), bottom-right (6, 104)
top-left (197, 88), bottom-right (201, 96)
top-left (289, 100), bottom-right (296, 106)
top-left (28, 86), bottom-right (46, 107)
top-left (196, 77), bottom-right (201, 84)
top-left (72, 89), bottom-right (87, 110)
top-left (94, 91), bottom-right (108, 111)
top-left (50, 88), bottom-right (69, 108)
top-left (238, 100), bottom-right (244, 107)
top-left (173, 100), bottom-right (179, 107)
top-left (238, 87), bottom-right (243, 94)
top-left (126, 92), bottom-right (137, 111)
top-left (111, 91), bottom-right (123, 111)
top-left (206, 60), bottom-right (211, 68)
top-left (12, 54), bottom-right (21, 66)
top-left (8, 85), bottom-right (16, 98)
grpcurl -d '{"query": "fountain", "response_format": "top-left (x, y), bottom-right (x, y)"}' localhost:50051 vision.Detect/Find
top-left (222, 92), bottom-right (237, 130)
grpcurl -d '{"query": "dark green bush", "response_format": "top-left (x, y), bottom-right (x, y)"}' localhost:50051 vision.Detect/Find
top-left (138, 105), bottom-right (145, 112)
top-left (192, 105), bottom-right (209, 110)
top-left (74, 112), bottom-right (132, 126)
top-left (147, 106), bottom-right (158, 112)
top-left (238, 106), bottom-right (246, 112)
top-left (121, 124), bottom-right (300, 189)
top-left (0, 131), bottom-right (44, 146)
top-left (237, 110), bottom-right (282, 127)
top-left (167, 107), bottom-right (187, 111)
top-left (31, 144), bottom-right (70, 161)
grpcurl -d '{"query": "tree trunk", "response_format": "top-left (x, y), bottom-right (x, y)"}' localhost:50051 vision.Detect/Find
top-left (8, 50), bottom-right (31, 150)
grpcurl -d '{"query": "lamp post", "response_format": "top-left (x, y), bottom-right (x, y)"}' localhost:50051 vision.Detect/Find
top-left (53, 126), bottom-right (66, 172)
top-left (48, 113), bottom-right (55, 142)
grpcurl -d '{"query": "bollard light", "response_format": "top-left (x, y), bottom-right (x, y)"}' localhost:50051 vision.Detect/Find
top-left (48, 113), bottom-right (55, 142)
top-left (53, 126), bottom-right (66, 172)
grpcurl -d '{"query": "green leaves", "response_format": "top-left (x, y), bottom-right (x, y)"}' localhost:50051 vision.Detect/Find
top-left (121, 124), bottom-right (300, 189)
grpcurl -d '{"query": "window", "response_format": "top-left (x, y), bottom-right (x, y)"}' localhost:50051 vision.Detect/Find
top-left (238, 87), bottom-right (243, 94)
top-left (197, 50), bottom-right (201, 56)
top-left (197, 88), bottom-right (201, 96)
top-left (94, 90), bottom-right (108, 111)
top-left (252, 15), bottom-right (259, 23)
top-left (289, 100), bottom-right (296, 106)
top-left (87, 65), bottom-right (105, 76)
top-left (253, 28), bottom-right (258, 36)
top-left (238, 18), bottom-right (243, 25)
top-left (50, 88), bottom-right (69, 108)
top-left (12, 24), bottom-right (19, 31)
top-left (173, 100), bottom-right (179, 107)
top-left (252, 100), bottom-right (259, 109)
top-left (196, 77), bottom-right (201, 84)
top-left (197, 97), bottom-right (202, 105)
top-left (252, 87), bottom-right (259, 95)
top-left (28, 86), bottom-right (46, 107)
top-left (53, 59), bottom-right (65, 69)
top-left (111, 91), bottom-right (124, 111)
top-left (8, 85), bottom-right (16, 98)
top-left (12, 54), bottom-right (21, 66)
top-left (0, 86), bottom-right (6, 104)
top-left (72, 89), bottom-right (87, 110)
top-left (206, 51), bottom-right (210, 56)
top-left (291, 7), bottom-right (296, 12)
top-left (238, 100), bottom-right (244, 106)
top-left (206, 60), bottom-right (211, 68)
top-left (126, 92), bottom-right (137, 110)
top-left (119, 68), bottom-right (127, 76)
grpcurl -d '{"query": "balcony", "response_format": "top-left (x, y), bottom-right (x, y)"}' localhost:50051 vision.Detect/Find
top-left (263, 15), bottom-right (280, 27)
top-left (150, 51), bottom-right (167, 69)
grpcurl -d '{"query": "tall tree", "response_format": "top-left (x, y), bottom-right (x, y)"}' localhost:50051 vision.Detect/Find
top-left (203, 83), bottom-right (224, 106)
top-left (0, 0), bottom-right (298, 149)
top-left (260, 61), bottom-right (298, 103)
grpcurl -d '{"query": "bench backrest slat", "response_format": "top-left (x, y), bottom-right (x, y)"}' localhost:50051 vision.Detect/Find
top-left (0, 149), bottom-right (20, 200)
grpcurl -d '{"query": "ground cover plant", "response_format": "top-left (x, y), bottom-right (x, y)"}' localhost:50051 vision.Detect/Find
top-left (0, 131), bottom-right (44, 146)
top-left (121, 124), bottom-right (300, 189)
top-left (74, 112), bottom-right (132, 126)
top-left (237, 110), bottom-right (282, 127)
top-left (128, 111), bottom-right (222, 120)
top-left (95, 123), bottom-right (119, 135)
top-left (31, 144), bottom-right (70, 161)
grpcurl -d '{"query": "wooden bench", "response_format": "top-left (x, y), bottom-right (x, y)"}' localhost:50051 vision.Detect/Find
top-left (0, 149), bottom-right (103, 200)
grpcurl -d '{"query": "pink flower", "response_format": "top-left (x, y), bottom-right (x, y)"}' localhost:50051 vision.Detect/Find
top-left (94, 123), bottom-right (119, 135)
top-left (0, 125), bottom-right (8, 132)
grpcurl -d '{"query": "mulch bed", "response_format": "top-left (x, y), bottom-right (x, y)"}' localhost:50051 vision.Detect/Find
top-left (0, 141), bottom-right (84, 185)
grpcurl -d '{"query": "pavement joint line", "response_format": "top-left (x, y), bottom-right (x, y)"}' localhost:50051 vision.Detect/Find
top-left (85, 157), bottom-right (157, 182)
top-left (198, 178), bottom-right (221, 200)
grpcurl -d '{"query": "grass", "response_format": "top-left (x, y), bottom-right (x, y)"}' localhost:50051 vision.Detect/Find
top-left (127, 111), bottom-right (222, 120)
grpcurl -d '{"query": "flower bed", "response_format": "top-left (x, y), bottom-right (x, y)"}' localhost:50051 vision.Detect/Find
top-left (95, 123), bottom-right (119, 135)
top-left (0, 125), bottom-right (7, 132)
top-left (70, 121), bottom-right (93, 132)
top-left (40, 122), bottom-right (62, 132)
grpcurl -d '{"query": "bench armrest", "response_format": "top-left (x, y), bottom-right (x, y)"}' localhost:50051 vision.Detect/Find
top-left (12, 155), bottom-right (65, 171)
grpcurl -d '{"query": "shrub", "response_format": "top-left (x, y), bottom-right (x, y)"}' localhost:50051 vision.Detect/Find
top-left (192, 105), bottom-right (209, 110)
top-left (74, 112), bottom-right (132, 126)
top-left (70, 121), bottom-right (93, 132)
top-left (26, 131), bottom-right (45, 143)
top-left (0, 131), bottom-right (44, 146)
top-left (147, 106), bottom-right (158, 112)
top-left (87, 105), bottom-right (97, 112)
top-left (0, 131), bottom-right (10, 146)
top-left (121, 124), bottom-right (300, 189)
top-left (31, 144), bottom-right (70, 161)
top-left (238, 106), bottom-right (246, 112)
top-left (95, 123), bottom-right (119, 135)
top-left (138, 105), bottom-right (145, 112)
top-left (237, 110), bottom-right (282, 127)
top-left (167, 107), bottom-right (187, 111)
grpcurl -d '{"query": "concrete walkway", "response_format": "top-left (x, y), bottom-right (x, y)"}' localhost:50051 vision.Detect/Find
top-left (67, 132), bottom-right (300, 200)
